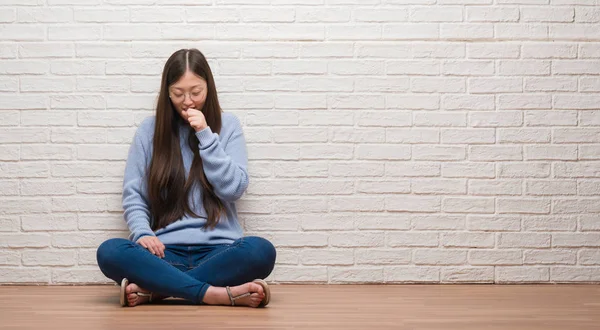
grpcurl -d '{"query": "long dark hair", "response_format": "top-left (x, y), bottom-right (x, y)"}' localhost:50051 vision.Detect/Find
top-left (148, 48), bottom-right (224, 231)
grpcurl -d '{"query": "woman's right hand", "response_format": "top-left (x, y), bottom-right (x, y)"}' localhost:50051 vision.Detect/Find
top-left (137, 236), bottom-right (165, 258)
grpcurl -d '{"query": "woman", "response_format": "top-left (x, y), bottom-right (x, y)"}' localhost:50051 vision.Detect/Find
top-left (96, 49), bottom-right (276, 308)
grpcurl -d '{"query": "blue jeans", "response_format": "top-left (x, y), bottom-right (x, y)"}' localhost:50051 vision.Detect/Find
top-left (96, 236), bottom-right (276, 304)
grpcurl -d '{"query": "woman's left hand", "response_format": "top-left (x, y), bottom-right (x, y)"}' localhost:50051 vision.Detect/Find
top-left (186, 108), bottom-right (208, 132)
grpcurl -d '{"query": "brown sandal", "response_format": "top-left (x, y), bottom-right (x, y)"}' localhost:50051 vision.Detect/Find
top-left (120, 278), bottom-right (152, 307)
top-left (225, 279), bottom-right (271, 307)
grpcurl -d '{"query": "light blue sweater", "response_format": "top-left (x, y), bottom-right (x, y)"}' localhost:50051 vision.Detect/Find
top-left (122, 112), bottom-right (249, 245)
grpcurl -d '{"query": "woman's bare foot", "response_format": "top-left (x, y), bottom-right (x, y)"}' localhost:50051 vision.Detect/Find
top-left (125, 283), bottom-right (166, 307)
top-left (202, 282), bottom-right (265, 307)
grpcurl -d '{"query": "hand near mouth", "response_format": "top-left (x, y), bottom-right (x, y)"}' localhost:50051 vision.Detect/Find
top-left (185, 108), bottom-right (208, 132)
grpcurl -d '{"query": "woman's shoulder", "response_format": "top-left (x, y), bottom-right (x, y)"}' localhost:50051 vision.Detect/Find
top-left (132, 116), bottom-right (156, 146)
top-left (221, 112), bottom-right (242, 131)
top-left (136, 116), bottom-right (156, 136)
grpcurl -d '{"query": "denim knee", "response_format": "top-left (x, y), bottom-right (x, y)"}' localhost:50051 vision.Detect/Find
top-left (243, 236), bottom-right (276, 276)
top-left (96, 238), bottom-right (132, 271)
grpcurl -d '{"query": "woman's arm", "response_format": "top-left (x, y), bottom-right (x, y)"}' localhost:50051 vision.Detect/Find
top-left (194, 116), bottom-right (249, 202)
top-left (122, 127), bottom-right (155, 242)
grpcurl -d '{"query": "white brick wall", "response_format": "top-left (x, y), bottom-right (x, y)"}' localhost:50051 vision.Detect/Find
top-left (1, 0), bottom-right (599, 285)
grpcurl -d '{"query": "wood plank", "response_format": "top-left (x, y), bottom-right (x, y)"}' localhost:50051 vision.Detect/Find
top-left (0, 285), bottom-right (598, 330)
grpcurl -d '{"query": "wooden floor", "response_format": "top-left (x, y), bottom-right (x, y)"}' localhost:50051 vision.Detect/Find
top-left (0, 285), bottom-right (599, 330)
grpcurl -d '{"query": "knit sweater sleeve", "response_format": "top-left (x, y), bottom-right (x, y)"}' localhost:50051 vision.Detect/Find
top-left (122, 123), bottom-right (155, 242)
top-left (194, 115), bottom-right (249, 202)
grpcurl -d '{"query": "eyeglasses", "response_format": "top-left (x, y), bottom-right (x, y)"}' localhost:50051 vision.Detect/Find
top-left (169, 89), bottom-right (204, 102)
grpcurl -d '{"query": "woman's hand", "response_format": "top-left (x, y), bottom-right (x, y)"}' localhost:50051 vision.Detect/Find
top-left (186, 108), bottom-right (208, 132)
top-left (137, 236), bottom-right (165, 258)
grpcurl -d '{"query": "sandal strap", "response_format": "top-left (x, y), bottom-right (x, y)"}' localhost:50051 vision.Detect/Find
top-left (226, 286), bottom-right (252, 306)
top-left (226, 286), bottom-right (235, 306)
top-left (136, 292), bottom-right (153, 303)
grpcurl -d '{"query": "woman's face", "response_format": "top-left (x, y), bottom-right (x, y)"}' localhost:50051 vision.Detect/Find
top-left (168, 70), bottom-right (208, 121)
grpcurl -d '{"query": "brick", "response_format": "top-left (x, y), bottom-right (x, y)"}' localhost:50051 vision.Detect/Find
top-left (75, 8), bottom-right (128, 23)
top-left (387, 128), bottom-right (439, 144)
top-left (387, 60), bottom-right (439, 75)
top-left (52, 269), bottom-right (112, 284)
top-left (332, 128), bottom-right (385, 143)
top-left (22, 214), bottom-right (77, 232)
top-left (387, 232), bottom-right (438, 247)
top-left (357, 180), bottom-right (410, 194)
top-left (385, 196), bottom-right (440, 212)
top-left (441, 267), bottom-right (494, 283)
top-left (578, 249), bottom-right (600, 265)
top-left (355, 214), bottom-right (411, 230)
top-left (0, 163), bottom-right (49, 179)
top-left (78, 214), bottom-right (127, 231)
top-left (0, 250), bottom-right (20, 266)
top-left (384, 24), bottom-right (438, 40)
top-left (273, 266), bottom-right (327, 283)
top-left (524, 250), bottom-right (576, 265)
top-left (0, 234), bottom-right (50, 248)
top-left (301, 249), bottom-right (354, 265)
top-left (469, 180), bottom-right (522, 196)
top-left (330, 267), bottom-right (384, 283)
top-left (412, 179), bottom-right (466, 195)
top-left (0, 217), bottom-right (19, 232)
top-left (244, 215), bottom-right (299, 232)
top-left (467, 216), bottom-right (521, 231)
top-left (525, 111), bottom-right (577, 127)
top-left (0, 268), bottom-right (50, 284)
top-left (0, 198), bottom-right (50, 215)
top-left (495, 24), bottom-right (548, 40)
top-left (443, 95), bottom-right (495, 110)
top-left (524, 77), bottom-right (577, 92)
top-left (523, 216), bottom-right (577, 231)
top-left (356, 145), bottom-right (410, 160)
top-left (496, 267), bottom-right (549, 283)
top-left (442, 163), bottom-right (495, 178)
top-left (467, 7), bottom-right (519, 22)
top-left (274, 198), bottom-right (327, 214)
top-left (301, 43), bottom-right (354, 58)
top-left (526, 180), bottom-right (576, 196)
top-left (443, 197), bottom-right (495, 213)
top-left (469, 146), bottom-right (523, 161)
top-left (521, 7), bottom-right (574, 22)
top-left (384, 267), bottom-right (440, 283)
top-left (355, 249), bottom-right (411, 265)
top-left (414, 249), bottom-right (467, 265)
top-left (525, 145), bottom-right (577, 161)
top-left (469, 250), bottom-right (522, 265)
top-left (22, 250), bottom-right (77, 266)
top-left (468, 43), bottom-right (520, 59)
top-left (553, 233), bottom-right (600, 247)
top-left (441, 128), bottom-right (495, 144)
top-left (522, 43), bottom-right (577, 59)
top-left (498, 233), bottom-right (551, 248)
top-left (302, 213), bottom-right (357, 231)
top-left (553, 199), bottom-right (600, 214)
top-left (498, 129), bottom-right (551, 143)
top-left (263, 233), bottom-right (328, 248)
top-left (442, 233), bottom-right (495, 248)
top-left (469, 78), bottom-right (522, 93)
top-left (412, 145), bottom-right (466, 160)
top-left (442, 60), bottom-right (494, 76)
top-left (411, 7), bottom-right (462, 22)
top-left (48, 25), bottom-right (101, 41)
top-left (441, 24), bottom-right (494, 40)
top-left (297, 8), bottom-right (350, 22)
top-left (498, 94), bottom-right (552, 110)
top-left (414, 215), bottom-right (464, 232)
top-left (551, 267), bottom-right (600, 282)
top-left (331, 197), bottom-right (385, 212)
